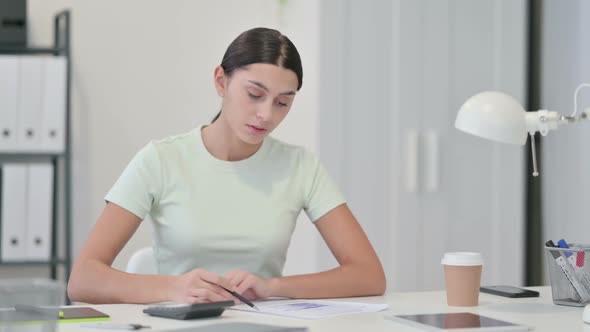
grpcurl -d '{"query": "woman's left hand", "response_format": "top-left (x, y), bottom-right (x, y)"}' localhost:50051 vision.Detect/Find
top-left (224, 270), bottom-right (274, 301)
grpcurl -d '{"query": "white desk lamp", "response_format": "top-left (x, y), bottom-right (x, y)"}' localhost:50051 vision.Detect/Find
top-left (455, 84), bottom-right (590, 176)
top-left (455, 84), bottom-right (590, 322)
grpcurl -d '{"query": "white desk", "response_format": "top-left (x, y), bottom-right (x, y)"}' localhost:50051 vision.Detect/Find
top-left (58, 287), bottom-right (587, 331)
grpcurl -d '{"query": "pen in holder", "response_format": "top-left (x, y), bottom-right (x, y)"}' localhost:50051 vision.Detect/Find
top-left (545, 242), bottom-right (590, 306)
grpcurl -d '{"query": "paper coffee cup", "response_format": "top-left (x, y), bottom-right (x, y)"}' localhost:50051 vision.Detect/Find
top-left (441, 252), bottom-right (483, 306)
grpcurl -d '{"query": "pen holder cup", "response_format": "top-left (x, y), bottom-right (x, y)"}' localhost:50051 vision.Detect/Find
top-left (545, 244), bottom-right (590, 307)
top-left (0, 278), bottom-right (65, 332)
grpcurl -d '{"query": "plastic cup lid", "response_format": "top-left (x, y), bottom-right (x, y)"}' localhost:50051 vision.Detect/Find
top-left (441, 252), bottom-right (483, 266)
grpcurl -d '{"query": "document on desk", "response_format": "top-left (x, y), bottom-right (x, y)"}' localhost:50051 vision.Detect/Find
top-left (230, 300), bottom-right (388, 319)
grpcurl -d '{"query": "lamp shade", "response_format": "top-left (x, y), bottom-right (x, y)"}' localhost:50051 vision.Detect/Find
top-left (455, 91), bottom-right (528, 145)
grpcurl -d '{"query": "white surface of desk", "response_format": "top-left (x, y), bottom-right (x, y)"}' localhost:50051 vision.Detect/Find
top-left (58, 287), bottom-right (587, 332)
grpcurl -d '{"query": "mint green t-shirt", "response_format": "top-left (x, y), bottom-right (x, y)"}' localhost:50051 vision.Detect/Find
top-left (105, 126), bottom-right (345, 278)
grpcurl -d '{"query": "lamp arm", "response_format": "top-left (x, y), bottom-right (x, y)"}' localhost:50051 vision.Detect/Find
top-left (525, 110), bottom-right (561, 136)
top-left (525, 108), bottom-right (590, 136)
top-left (572, 83), bottom-right (590, 117)
top-left (524, 107), bottom-right (589, 178)
top-left (560, 108), bottom-right (590, 124)
top-left (529, 132), bottom-right (539, 177)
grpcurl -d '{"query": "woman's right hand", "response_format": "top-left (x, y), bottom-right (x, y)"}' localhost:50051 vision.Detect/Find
top-left (169, 269), bottom-right (236, 304)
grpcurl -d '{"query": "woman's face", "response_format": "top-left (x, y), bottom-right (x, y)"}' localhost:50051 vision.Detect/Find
top-left (216, 63), bottom-right (299, 145)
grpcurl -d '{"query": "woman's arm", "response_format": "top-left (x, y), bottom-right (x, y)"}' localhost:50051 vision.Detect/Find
top-left (67, 202), bottom-right (235, 304)
top-left (270, 203), bottom-right (385, 298)
top-left (227, 203), bottom-right (386, 299)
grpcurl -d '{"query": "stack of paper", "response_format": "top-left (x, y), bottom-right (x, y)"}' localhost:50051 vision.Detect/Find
top-left (230, 300), bottom-right (388, 319)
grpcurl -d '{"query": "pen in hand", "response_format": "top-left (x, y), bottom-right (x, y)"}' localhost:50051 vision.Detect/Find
top-left (220, 286), bottom-right (260, 311)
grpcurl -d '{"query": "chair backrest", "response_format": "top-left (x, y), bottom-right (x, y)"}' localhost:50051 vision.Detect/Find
top-left (126, 247), bottom-right (158, 274)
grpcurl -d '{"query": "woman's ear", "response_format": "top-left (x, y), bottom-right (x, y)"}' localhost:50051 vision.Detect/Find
top-left (214, 65), bottom-right (227, 97)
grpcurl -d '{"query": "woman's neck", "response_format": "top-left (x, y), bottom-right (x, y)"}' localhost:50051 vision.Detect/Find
top-left (201, 120), bottom-right (262, 162)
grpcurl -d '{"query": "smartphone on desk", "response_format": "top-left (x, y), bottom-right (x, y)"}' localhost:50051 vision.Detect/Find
top-left (480, 285), bottom-right (539, 298)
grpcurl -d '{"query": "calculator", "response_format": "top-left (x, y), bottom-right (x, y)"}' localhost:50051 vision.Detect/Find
top-left (143, 301), bottom-right (235, 320)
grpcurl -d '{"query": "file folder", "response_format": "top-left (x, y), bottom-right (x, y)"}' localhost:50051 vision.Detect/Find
top-left (40, 56), bottom-right (66, 153)
top-left (1, 164), bottom-right (28, 261)
top-left (26, 163), bottom-right (53, 261)
top-left (0, 55), bottom-right (19, 151)
top-left (16, 56), bottom-right (43, 152)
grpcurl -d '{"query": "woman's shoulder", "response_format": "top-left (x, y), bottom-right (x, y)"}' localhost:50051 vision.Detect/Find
top-left (150, 128), bottom-right (197, 147)
top-left (127, 129), bottom-right (200, 168)
top-left (142, 128), bottom-right (199, 155)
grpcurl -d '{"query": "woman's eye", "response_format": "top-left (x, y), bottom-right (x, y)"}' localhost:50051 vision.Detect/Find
top-left (277, 101), bottom-right (288, 107)
top-left (248, 92), bottom-right (262, 99)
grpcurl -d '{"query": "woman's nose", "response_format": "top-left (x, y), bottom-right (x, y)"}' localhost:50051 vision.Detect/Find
top-left (256, 102), bottom-right (273, 121)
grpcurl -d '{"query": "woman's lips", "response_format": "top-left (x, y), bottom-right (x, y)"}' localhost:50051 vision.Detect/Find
top-left (246, 124), bottom-right (267, 135)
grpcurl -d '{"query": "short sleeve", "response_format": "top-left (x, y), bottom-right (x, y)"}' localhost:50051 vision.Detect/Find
top-left (104, 142), bottom-right (163, 219)
top-left (302, 150), bottom-right (346, 222)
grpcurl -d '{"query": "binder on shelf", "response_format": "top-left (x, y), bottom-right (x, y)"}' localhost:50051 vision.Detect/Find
top-left (0, 10), bottom-right (71, 286)
top-left (16, 56), bottom-right (44, 152)
top-left (26, 163), bottom-right (54, 261)
top-left (0, 55), bottom-right (19, 151)
top-left (41, 56), bottom-right (66, 153)
top-left (1, 163), bottom-right (28, 261)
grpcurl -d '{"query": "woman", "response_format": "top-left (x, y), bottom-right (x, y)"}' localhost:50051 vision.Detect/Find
top-left (68, 27), bottom-right (385, 304)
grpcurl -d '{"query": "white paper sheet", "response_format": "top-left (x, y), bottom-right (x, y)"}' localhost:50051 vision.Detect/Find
top-left (229, 300), bottom-right (388, 319)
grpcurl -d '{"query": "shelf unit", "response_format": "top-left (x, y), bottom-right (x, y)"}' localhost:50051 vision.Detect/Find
top-left (0, 10), bottom-right (72, 288)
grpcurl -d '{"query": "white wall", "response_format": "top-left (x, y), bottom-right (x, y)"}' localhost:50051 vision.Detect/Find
top-left (23, 0), bottom-right (321, 276)
top-left (319, 0), bottom-right (526, 291)
top-left (541, 0), bottom-right (590, 281)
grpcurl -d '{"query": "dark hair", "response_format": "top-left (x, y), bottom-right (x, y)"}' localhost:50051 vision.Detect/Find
top-left (212, 27), bottom-right (303, 123)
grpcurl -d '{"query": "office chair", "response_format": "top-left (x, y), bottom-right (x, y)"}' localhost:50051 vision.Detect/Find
top-left (125, 247), bottom-right (158, 274)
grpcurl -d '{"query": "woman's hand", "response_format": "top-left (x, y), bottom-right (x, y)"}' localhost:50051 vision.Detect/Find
top-left (224, 270), bottom-right (274, 301)
top-left (169, 269), bottom-right (236, 304)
